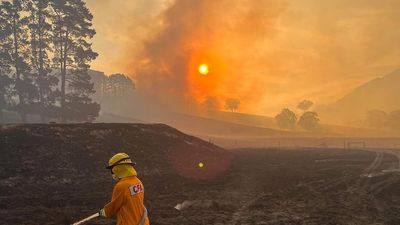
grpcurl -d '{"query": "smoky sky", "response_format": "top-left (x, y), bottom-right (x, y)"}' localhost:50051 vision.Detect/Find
top-left (86, 0), bottom-right (400, 115)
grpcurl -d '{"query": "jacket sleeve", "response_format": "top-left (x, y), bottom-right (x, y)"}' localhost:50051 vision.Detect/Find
top-left (103, 183), bottom-right (125, 218)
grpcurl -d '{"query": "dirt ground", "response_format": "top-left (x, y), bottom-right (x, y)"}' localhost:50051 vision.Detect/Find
top-left (1, 124), bottom-right (400, 225)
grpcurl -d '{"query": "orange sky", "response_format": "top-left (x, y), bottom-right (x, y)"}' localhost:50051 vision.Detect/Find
top-left (86, 0), bottom-right (400, 115)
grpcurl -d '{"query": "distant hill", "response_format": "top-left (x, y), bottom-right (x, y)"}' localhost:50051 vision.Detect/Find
top-left (204, 111), bottom-right (276, 128)
top-left (319, 69), bottom-right (400, 125)
top-left (163, 112), bottom-right (293, 137)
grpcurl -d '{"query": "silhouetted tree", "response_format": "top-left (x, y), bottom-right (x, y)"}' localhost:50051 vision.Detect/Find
top-left (0, 0), bottom-right (98, 122)
top-left (0, 0), bottom-right (37, 122)
top-left (51, 0), bottom-right (98, 121)
top-left (225, 98), bottom-right (240, 112)
top-left (298, 100), bottom-right (313, 112)
top-left (298, 111), bottom-right (320, 131)
top-left (365, 110), bottom-right (388, 128)
top-left (275, 108), bottom-right (297, 130)
top-left (65, 68), bottom-right (99, 122)
top-left (27, 0), bottom-right (59, 121)
top-left (387, 110), bottom-right (400, 131)
top-left (106, 74), bottom-right (135, 96)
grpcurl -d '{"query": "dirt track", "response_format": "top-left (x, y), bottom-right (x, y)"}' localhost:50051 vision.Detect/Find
top-left (1, 124), bottom-right (400, 225)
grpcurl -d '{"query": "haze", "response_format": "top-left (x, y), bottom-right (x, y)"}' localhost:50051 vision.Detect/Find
top-left (86, 0), bottom-right (400, 116)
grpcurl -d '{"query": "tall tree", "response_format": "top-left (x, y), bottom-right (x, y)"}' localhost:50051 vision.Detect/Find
top-left (67, 34), bottom-right (99, 121)
top-left (27, 0), bottom-right (58, 122)
top-left (0, 22), bottom-right (12, 122)
top-left (52, 0), bottom-right (98, 121)
top-left (0, 0), bottom-right (35, 122)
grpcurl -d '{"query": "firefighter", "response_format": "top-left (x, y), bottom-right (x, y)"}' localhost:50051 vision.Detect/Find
top-left (99, 153), bottom-right (150, 225)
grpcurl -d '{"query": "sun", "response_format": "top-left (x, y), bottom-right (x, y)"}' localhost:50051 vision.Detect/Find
top-left (198, 64), bottom-right (209, 75)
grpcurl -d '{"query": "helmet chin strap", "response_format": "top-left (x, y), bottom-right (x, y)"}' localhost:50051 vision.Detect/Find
top-left (112, 174), bottom-right (120, 181)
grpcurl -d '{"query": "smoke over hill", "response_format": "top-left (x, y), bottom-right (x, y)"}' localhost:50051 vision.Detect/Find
top-left (131, 0), bottom-right (288, 112)
top-left (319, 69), bottom-right (400, 125)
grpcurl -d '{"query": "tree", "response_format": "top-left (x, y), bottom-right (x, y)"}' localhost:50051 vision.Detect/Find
top-left (275, 108), bottom-right (297, 130)
top-left (65, 68), bottom-right (100, 122)
top-left (0, 0), bottom-right (99, 122)
top-left (387, 110), bottom-right (400, 131)
top-left (51, 0), bottom-right (98, 121)
top-left (27, 0), bottom-right (59, 122)
top-left (298, 111), bottom-right (320, 131)
top-left (0, 2), bottom-right (12, 122)
top-left (0, 0), bottom-right (37, 122)
top-left (225, 98), bottom-right (240, 112)
top-left (0, 44), bottom-right (12, 122)
top-left (0, 36), bottom-right (12, 122)
top-left (297, 100), bottom-right (313, 112)
top-left (0, 75), bottom-right (13, 122)
top-left (365, 110), bottom-right (388, 128)
top-left (106, 73), bottom-right (135, 97)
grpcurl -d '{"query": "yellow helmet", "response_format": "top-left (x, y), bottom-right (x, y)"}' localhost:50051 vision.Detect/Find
top-left (106, 153), bottom-right (137, 179)
top-left (106, 153), bottom-right (136, 169)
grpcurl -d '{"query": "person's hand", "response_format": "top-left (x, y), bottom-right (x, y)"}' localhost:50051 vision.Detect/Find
top-left (99, 209), bottom-right (106, 217)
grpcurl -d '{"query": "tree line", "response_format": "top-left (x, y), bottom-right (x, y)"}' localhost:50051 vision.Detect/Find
top-left (201, 96), bottom-right (241, 113)
top-left (275, 100), bottom-right (320, 131)
top-left (0, 0), bottom-right (99, 123)
top-left (94, 73), bottom-right (135, 98)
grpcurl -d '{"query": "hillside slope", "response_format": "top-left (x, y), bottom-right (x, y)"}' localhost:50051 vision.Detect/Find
top-left (0, 123), bottom-right (232, 225)
top-left (320, 69), bottom-right (400, 124)
top-left (204, 111), bottom-right (276, 128)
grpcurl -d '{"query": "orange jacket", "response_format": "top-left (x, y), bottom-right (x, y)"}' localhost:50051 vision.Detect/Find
top-left (103, 176), bottom-right (150, 225)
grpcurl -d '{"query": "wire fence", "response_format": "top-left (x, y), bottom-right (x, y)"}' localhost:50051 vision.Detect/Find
top-left (198, 136), bottom-right (400, 150)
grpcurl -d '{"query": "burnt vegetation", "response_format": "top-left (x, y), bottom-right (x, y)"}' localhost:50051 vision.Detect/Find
top-left (2, 124), bottom-right (400, 224)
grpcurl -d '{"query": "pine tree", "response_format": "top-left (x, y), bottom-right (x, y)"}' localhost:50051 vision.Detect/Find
top-left (51, 0), bottom-right (99, 122)
top-left (0, 0), bottom-right (36, 122)
top-left (27, 0), bottom-right (59, 122)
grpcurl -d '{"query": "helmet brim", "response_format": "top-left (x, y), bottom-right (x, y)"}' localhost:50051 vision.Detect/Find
top-left (106, 162), bottom-right (136, 169)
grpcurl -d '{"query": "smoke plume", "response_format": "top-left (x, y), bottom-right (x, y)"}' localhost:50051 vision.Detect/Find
top-left (133, 0), bottom-right (288, 112)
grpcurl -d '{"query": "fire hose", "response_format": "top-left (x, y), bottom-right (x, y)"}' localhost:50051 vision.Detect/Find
top-left (71, 213), bottom-right (99, 225)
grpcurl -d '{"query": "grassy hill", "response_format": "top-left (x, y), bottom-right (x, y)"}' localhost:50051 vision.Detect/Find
top-left (205, 111), bottom-right (276, 128)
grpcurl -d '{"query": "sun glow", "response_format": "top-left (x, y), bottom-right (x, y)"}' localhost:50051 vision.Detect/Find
top-left (198, 64), bottom-right (209, 75)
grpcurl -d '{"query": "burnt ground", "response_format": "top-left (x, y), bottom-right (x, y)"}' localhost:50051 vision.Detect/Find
top-left (1, 124), bottom-right (400, 225)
